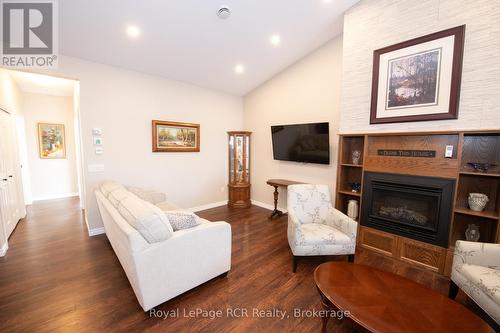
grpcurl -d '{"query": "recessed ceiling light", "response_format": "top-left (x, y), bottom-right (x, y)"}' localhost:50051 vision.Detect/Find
top-left (269, 34), bottom-right (281, 46)
top-left (126, 25), bottom-right (141, 38)
top-left (234, 64), bottom-right (245, 74)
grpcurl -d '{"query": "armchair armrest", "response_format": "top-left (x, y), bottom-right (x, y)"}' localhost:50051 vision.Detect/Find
top-left (325, 207), bottom-right (358, 241)
top-left (453, 240), bottom-right (500, 270)
top-left (287, 210), bottom-right (303, 248)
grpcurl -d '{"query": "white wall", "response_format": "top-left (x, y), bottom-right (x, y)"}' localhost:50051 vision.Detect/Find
top-left (243, 36), bottom-right (343, 209)
top-left (22, 93), bottom-right (79, 201)
top-left (340, 0), bottom-right (500, 133)
top-left (39, 56), bottom-right (243, 232)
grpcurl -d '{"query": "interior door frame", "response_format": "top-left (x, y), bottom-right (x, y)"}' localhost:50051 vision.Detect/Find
top-left (0, 107), bottom-right (15, 255)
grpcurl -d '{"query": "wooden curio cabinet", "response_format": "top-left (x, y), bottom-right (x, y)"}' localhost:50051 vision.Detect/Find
top-left (228, 131), bottom-right (251, 208)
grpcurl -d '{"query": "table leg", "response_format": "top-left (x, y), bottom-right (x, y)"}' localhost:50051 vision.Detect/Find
top-left (269, 185), bottom-right (283, 219)
top-left (319, 294), bottom-right (331, 333)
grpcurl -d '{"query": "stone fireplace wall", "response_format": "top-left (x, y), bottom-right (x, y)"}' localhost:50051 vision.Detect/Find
top-left (340, 0), bottom-right (500, 133)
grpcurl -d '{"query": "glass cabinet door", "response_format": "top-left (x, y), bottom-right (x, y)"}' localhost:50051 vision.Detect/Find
top-left (235, 135), bottom-right (243, 183)
top-left (245, 136), bottom-right (250, 183)
top-left (229, 136), bottom-right (235, 183)
top-left (228, 132), bottom-right (251, 185)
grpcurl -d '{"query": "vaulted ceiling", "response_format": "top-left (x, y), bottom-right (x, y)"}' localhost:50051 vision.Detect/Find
top-left (59, 0), bottom-right (359, 95)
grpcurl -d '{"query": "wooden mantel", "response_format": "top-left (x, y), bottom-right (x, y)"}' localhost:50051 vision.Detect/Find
top-left (335, 130), bottom-right (500, 276)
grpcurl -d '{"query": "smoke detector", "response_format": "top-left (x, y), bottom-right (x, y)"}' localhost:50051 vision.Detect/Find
top-left (217, 6), bottom-right (231, 19)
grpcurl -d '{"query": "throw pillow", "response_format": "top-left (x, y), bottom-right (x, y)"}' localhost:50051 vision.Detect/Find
top-left (163, 211), bottom-right (201, 231)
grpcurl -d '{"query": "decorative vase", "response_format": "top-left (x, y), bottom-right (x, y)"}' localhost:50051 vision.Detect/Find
top-left (465, 224), bottom-right (480, 242)
top-left (468, 193), bottom-right (489, 212)
top-left (347, 200), bottom-right (359, 220)
top-left (352, 150), bottom-right (361, 165)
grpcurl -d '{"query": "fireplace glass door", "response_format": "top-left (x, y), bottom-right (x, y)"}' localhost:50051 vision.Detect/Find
top-left (361, 172), bottom-right (454, 247)
top-left (370, 183), bottom-right (439, 232)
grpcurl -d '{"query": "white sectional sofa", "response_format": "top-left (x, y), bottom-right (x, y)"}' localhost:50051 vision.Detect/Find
top-left (95, 181), bottom-right (232, 311)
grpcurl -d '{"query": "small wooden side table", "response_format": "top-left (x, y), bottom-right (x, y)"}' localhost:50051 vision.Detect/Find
top-left (266, 179), bottom-right (304, 219)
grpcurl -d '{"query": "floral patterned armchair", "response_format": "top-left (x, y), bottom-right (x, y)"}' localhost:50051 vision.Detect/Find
top-left (449, 240), bottom-right (500, 327)
top-left (287, 184), bottom-right (357, 272)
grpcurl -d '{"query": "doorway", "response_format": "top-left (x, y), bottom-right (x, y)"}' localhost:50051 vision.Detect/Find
top-left (0, 69), bottom-right (84, 255)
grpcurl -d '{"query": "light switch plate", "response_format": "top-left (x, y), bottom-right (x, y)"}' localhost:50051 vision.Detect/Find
top-left (445, 145), bottom-right (454, 158)
top-left (95, 147), bottom-right (103, 155)
top-left (92, 128), bottom-right (102, 136)
top-left (88, 164), bottom-right (104, 173)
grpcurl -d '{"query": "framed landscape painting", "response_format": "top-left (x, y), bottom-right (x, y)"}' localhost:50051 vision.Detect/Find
top-left (38, 123), bottom-right (66, 159)
top-left (152, 120), bottom-right (200, 152)
top-left (370, 25), bottom-right (465, 124)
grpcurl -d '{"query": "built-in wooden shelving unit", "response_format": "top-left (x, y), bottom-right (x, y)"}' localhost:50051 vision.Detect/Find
top-left (335, 136), bottom-right (365, 220)
top-left (336, 130), bottom-right (500, 276)
top-left (450, 132), bottom-right (500, 250)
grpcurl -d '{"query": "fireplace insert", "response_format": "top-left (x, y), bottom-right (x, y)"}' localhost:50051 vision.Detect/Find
top-left (361, 172), bottom-right (454, 247)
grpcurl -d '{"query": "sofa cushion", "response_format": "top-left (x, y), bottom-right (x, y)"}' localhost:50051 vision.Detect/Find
top-left (156, 200), bottom-right (182, 211)
top-left (100, 181), bottom-right (125, 198)
top-left (299, 223), bottom-right (351, 246)
top-left (127, 186), bottom-right (166, 205)
top-left (163, 211), bottom-right (201, 231)
top-left (460, 264), bottom-right (500, 305)
top-left (117, 195), bottom-right (173, 243)
top-left (108, 188), bottom-right (133, 208)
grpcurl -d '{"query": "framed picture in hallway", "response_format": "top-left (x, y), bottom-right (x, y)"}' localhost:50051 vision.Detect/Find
top-left (370, 25), bottom-right (465, 124)
top-left (152, 120), bottom-right (200, 152)
top-left (38, 123), bottom-right (66, 159)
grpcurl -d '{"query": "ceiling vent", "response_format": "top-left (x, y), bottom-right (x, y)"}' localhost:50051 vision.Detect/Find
top-left (217, 6), bottom-right (231, 19)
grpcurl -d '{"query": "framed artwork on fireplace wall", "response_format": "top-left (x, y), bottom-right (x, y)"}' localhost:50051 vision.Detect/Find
top-left (370, 25), bottom-right (465, 124)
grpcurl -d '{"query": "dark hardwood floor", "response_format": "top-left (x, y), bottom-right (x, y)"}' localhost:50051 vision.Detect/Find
top-left (0, 198), bottom-right (467, 332)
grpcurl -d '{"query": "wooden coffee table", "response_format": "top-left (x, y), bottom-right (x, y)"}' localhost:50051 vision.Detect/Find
top-left (314, 262), bottom-right (494, 333)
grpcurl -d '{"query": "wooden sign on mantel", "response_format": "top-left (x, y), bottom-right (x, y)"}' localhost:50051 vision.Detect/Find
top-left (377, 150), bottom-right (436, 158)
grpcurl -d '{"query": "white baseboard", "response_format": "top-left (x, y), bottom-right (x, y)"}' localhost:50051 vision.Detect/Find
top-left (188, 201), bottom-right (227, 212)
top-left (88, 227), bottom-right (105, 237)
top-left (0, 242), bottom-right (8, 257)
top-left (33, 192), bottom-right (79, 202)
top-left (251, 200), bottom-right (287, 213)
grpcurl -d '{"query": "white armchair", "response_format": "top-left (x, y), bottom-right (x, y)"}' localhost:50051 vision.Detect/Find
top-left (287, 184), bottom-right (357, 272)
top-left (449, 240), bottom-right (500, 328)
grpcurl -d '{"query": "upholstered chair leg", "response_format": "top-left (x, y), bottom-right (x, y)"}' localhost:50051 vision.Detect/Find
top-left (292, 256), bottom-right (298, 273)
top-left (347, 254), bottom-right (355, 263)
top-left (448, 280), bottom-right (459, 299)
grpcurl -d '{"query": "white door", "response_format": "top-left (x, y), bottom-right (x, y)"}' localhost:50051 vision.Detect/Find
top-left (0, 110), bottom-right (21, 237)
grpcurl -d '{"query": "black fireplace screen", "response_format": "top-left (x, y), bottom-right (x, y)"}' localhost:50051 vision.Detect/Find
top-left (361, 172), bottom-right (454, 247)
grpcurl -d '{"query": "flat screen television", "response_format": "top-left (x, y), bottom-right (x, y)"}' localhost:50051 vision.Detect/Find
top-left (271, 122), bottom-right (330, 165)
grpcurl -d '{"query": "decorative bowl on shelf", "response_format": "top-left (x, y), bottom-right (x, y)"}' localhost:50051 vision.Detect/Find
top-left (467, 162), bottom-right (497, 172)
top-left (468, 193), bottom-right (489, 212)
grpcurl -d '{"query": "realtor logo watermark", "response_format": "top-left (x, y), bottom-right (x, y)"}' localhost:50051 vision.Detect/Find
top-left (1, 0), bottom-right (58, 68)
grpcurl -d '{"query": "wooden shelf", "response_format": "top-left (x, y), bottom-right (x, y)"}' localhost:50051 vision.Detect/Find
top-left (454, 207), bottom-right (499, 220)
top-left (341, 163), bottom-right (363, 168)
top-left (459, 171), bottom-right (500, 178)
top-left (338, 190), bottom-right (361, 197)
